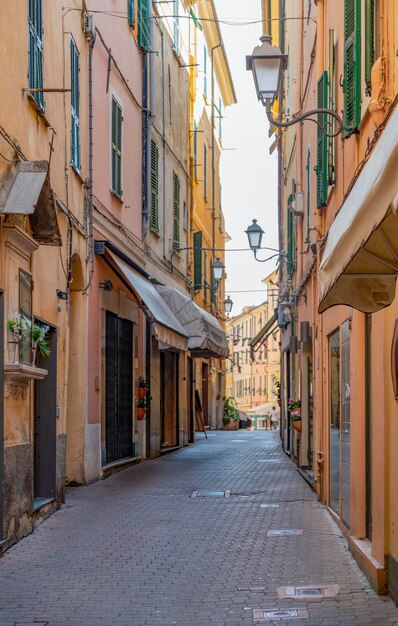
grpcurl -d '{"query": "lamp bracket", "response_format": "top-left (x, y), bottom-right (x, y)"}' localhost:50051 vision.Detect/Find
top-left (265, 101), bottom-right (343, 138)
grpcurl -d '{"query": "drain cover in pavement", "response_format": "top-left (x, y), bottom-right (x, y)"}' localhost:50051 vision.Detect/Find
top-left (267, 529), bottom-right (303, 537)
top-left (279, 584), bottom-right (339, 599)
top-left (253, 608), bottom-right (309, 621)
top-left (260, 504), bottom-right (279, 508)
top-left (191, 490), bottom-right (231, 498)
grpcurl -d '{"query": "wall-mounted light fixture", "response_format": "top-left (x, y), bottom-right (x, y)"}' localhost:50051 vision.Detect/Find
top-left (99, 280), bottom-right (113, 291)
top-left (224, 295), bottom-right (233, 315)
top-left (245, 219), bottom-right (286, 263)
top-left (211, 258), bottom-right (225, 284)
top-left (246, 35), bottom-right (343, 138)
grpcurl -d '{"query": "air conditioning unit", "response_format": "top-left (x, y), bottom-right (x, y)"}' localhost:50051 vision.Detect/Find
top-left (83, 13), bottom-right (96, 39)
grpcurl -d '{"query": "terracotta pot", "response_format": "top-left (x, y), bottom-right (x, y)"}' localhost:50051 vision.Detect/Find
top-left (292, 420), bottom-right (302, 433)
top-left (136, 408), bottom-right (146, 421)
top-left (223, 420), bottom-right (239, 430)
top-left (138, 388), bottom-right (148, 400)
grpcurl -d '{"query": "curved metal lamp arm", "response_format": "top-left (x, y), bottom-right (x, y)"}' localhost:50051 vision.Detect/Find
top-left (265, 102), bottom-right (343, 138)
top-left (253, 251), bottom-right (286, 263)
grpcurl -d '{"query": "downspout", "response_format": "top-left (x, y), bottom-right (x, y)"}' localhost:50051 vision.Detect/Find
top-left (296, 0), bottom-right (304, 282)
top-left (161, 29), bottom-right (166, 259)
top-left (278, 0), bottom-right (285, 447)
top-left (211, 42), bottom-right (221, 313)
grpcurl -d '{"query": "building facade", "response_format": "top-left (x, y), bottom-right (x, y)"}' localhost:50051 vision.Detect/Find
top-left (265, 0), bottom-right (398, 603)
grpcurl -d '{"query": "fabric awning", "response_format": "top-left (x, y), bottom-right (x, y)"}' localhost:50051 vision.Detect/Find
top-left (319, 103), bottom-right (398, 313)
top-left (250, 312), bottom-right (278, 352)
top-left (0, 160), bottom-right (61, 245)
top-left (155, 285), bottom-right (229, 358)
top-left (106, 250), bottom-right (188, 352)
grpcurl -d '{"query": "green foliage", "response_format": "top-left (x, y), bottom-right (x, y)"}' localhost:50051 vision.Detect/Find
top-left (223, 396), bottom-right (239, 424)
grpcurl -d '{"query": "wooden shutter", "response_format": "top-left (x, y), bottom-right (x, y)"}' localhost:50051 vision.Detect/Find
top-left (128, 0), bottom-right (135, 27)
top-left (138, 0), bottom-right (150, 51)
top-left (343, 0), bottom-right (361, 136)
top-left (328, 30), bottom-right (336, 186)
top-left (203, 144), bottom-right (207, 198)
top-left (193, 231), bottom-right (203, 290)
top-left (28, 0), bottom-right (44, 111)
top-left (150, 140), bottom-right (159, 231)
top-left (365, 0), bottom-right (375, 93)
top-left (111, 97), bottom-right (123, 197)
top-left (70, 37), bottom-right (80, 171)
top-left (193, 121), bottom-right (198, 179)
top-left (172, 172), bottom-right (180, 249)
top-left (317, 71), bottom-right (328, 207)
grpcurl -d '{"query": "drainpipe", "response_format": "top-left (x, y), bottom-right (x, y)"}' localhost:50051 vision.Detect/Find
top-left (161, 29), bottom-right (166, 259)
top-left (211, 42), bottom-right (221, 313)
top-left (296, 0), bottom-right (304, 282)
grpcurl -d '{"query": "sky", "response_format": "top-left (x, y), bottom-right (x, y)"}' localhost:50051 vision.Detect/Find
top-left (214, 0), bottom-right (279, 315)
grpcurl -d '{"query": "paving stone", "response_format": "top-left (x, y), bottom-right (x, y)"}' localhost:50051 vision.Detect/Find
top-left (0, 431), bottom-right (397, 625)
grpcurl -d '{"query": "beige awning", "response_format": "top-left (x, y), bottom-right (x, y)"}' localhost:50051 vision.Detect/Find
top-left (319, 103), bottom-right (398, 313)
top-left (105, 250), bottom-right (189, 352)
top-left (250, 312), bottom-right (278, 351)
top-left (0, 160), bottom-right (61, 245)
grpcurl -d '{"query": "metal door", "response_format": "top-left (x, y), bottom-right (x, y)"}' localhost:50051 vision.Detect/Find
top-left (105, 312), bottom-right (133, 463)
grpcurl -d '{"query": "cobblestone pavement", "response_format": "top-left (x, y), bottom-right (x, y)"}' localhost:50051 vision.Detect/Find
top-left (1, 431), bottom-right (398, 626)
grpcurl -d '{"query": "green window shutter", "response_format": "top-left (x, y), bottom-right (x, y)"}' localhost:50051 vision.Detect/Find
top-left (111, 97), bottom-right (123, 197)
top-left (343, 0), bottom-right (361, 136)
top-left (128, 0), bottom-right (135, 27)
top-left (193, 231), bottom-right (203, 290)
top-left (138, 0), bottom-right (150, 51)
top-left (70, 37), bottom-right (80, 171)
top-left (328, 30), bottom-right (336, 187)
top-left (365, 0), bottom-right (376, 93)
top-left (203, 144), bottom-right (207, 198)
top-left (317, 71), bottom-right (329, 208)
top-left (193, 121), bottom-right (198, 179)
top-left (172, 0), bottom-right (180, 55)
top-left (172, 172), bottom-right (180, 250)
top-left (306, 148), bottom-right (311, 243)
top-left (28, 0), bottom-right (45, 111)
top-left (150, 140), bottom-right (159, 231)
top-left (287, 194), bottom-right (293, 276)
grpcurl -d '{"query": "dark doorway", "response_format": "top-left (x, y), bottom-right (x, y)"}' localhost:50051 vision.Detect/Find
top-left (105, 312), bottom-right (133, 463)
top-left (33, 325), bottom-right (57, 505)
top-left (0, 289), bottom-right (4, 538)
top-left (160, 352), bottom-right (179, 448)
top-left (188, 357), bottom-right (194, 443)
top-left (201, 363), bottom-right (209, 427)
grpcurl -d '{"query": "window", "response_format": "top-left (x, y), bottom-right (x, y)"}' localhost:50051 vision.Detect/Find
top-left (183, 201), bottom-right (188, 231)
top-left (203, 144), bottom-right (207, 198)
top-left (317, 71), bottom-right (328, 207)
top-left (203, 45), bottom-right (208, 98)
top-left (287, 191), bottom-right (296, 275)
top-left (193, 231), bottom-right (202, 290)
top-left (150, 140), bottom-right (159, 231)
top-left (172, 172), bottom-right (180, 249)
top-left (111, 96), bottom-right (123, 197)
top-left (138, 0), bottom-right (150, 50)
top-left (70, 37), bottom-right (80, 172)
top-left (343, 0), bottom-right (361, 136)
top-left (172, 0), bottom-right (180, 55)
top-left (128, 0), bottom-right (135, 27)
top-left (28, 0), bottom-right (44, 111)
top-left (194, 121), bottom-right (198, 179)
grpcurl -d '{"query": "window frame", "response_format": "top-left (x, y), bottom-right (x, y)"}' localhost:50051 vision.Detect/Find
top-left (70, 36), bottom-right (81, 173)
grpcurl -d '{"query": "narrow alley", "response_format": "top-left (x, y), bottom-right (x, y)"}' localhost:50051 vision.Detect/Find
top-left (0, 432), bottom-right (397, 626)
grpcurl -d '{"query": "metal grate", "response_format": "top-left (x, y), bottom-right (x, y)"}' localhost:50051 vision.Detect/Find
top-left (260, 503), bottom-right (279, 508)
top-left (281, 584), bottom-right (339, 599)
top-left (191, 490), bottom-right (230, 498)
top-left (267, 529), bottom-right (303, 537)
top-left (253, 608), bottom-right (309, 621)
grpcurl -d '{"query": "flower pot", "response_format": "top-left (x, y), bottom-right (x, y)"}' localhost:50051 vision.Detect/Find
top-left (292, 420), bottom-right (302, 433)
top-left (136, 408), bottom-right (146, 421)
top-left (138, 388), bottom-right (148, 400)
top-left (223, 420), bottom-right (239, 430)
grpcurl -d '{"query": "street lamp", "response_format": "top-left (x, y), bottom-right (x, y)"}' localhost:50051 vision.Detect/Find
top-left (224, 295), bottom-right (233, 315)
top-left (246, 35), bottom-right (343, 137)
top-left (278, 301), bottom-right (293, 329)
top-left (211, 258), bottom-right (224, 284)
top-left (245, 219), bottom-right (286, 263)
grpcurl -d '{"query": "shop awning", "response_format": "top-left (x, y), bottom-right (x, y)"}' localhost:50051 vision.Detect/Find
top-left (250, 312), bottom-right (278, 353)
top-left (155, 285), bottom-right (229, 358)
top-left (106, 250), bottom-right (189, 352)
top-left (319, 103), bottom-right (398, 313)
top-left (0, 160), bottom-right (61, 245)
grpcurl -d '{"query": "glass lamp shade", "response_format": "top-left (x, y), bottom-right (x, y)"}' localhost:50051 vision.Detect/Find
top-left (245, 219), bottom-right (264, 252)
top-left (211, 258), bottom-right (224, 283)
top-left (224, 296), bottom-right (233, 314)
top-left (246, 35), bottom-right (287, 105)
top-left (281, 301), bottom-right (293, 323)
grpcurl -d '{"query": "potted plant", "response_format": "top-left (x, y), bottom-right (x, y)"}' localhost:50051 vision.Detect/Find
top-left (223, 396), bottom-right (240, 430)
top-left (136, 398), bottom-right (147, 421)
top-left (272, 375), bottom-right (281, 406)
top-left (7, 313), bottom-right (50, 365)
top-left (138, 376), bottom-right (149, 400)
top-left (31, 322), bottom-right (51, 364)
top-left (288, 398), bottom-right (302, 433)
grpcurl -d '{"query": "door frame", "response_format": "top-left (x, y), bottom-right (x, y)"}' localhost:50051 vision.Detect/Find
top-left (0, 289), bottom-right (4, 539)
